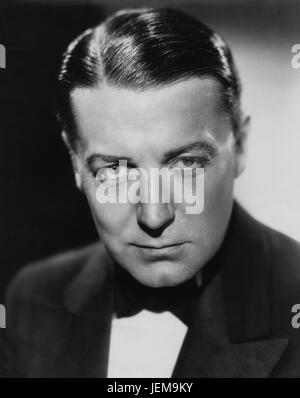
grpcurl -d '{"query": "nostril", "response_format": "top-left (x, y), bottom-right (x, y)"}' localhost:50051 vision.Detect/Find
top-left (137, 203), bottom-right (175, 235)
top-left (138, 220), bottom-right (173, 238)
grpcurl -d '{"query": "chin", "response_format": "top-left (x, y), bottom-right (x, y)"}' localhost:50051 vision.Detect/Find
top-left (129, 261), bottom-right (196, 288)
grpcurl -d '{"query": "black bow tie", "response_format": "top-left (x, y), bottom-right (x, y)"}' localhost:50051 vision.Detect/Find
top-left (113, 265), bottom-right (202, 325)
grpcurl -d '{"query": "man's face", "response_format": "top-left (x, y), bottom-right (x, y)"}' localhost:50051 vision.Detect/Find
top-left (70, 78), bottom-right (245, 287)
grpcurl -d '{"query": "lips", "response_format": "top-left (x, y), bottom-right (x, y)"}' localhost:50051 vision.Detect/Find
top-left (130, 242), bottom-right (186, 259)
top-left (131, 243), bottom-right (184, 249)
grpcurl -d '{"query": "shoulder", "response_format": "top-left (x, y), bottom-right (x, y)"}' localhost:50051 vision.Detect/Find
top-left (229, 204), bottom-right (300, 340)
top-left (259, 222), bottom-right (300, 289)
top-left (232, 203), bottom-right (300, 309)
top-left (6, 242), bottom-right (101, 309)
top-left (266, 227), bottom-right (300, 324)
top-left (243, 209), bottom-right (300, 334)
top-left (235, 203), bottom-right (300, 278)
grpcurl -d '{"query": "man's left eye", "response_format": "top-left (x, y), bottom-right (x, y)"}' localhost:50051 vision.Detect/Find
top-left (171, 157), bottom-right (207, 169)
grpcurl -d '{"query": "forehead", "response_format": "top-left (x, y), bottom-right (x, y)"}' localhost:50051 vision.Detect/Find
top-left (71, 78), bottom-right (231, 157)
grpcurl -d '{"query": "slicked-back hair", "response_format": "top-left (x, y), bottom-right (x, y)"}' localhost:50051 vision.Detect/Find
top-left (56, 7), bottom-right (242, 149)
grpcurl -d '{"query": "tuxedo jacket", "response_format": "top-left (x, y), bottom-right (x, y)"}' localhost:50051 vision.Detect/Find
top-left (3, 202), bottom-right (300, 378)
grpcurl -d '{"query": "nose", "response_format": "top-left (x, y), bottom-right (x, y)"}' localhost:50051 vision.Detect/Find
top-left (137, 202), bottom-right (175, 235)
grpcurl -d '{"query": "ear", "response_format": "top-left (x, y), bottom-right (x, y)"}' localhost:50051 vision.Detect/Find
top-left (61, 131), bottom-right (83, 190)
top-left (234, 115), bottom-right (250, 178)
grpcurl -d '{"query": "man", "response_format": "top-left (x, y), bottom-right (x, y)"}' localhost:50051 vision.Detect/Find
top-left (3, 7), bottom-right (300, 378)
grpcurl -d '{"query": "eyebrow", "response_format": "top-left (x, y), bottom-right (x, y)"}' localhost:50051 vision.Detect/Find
top-left (86, 154), bottom-right (133, 169)
top-left (162, 139), bottom-right (218, 163)
top-left (86, 138), bottom-right (218, 169)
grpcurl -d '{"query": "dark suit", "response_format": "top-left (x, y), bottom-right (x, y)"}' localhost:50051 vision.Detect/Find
top-left (3, 202), bottom-right (300, 377)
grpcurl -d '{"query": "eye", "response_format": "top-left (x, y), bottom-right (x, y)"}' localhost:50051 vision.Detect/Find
top-left (95, 164), bottom-right (128, 182)
top-left (170, 156), bottom-right (209, 169)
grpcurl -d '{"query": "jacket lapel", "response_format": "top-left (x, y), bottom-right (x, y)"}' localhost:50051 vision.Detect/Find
top-left (56, 243), bottom-right (115, 378)
top-left (172, 203), bottom-right (289, 378)
top-left (172, 272), bottom-right (288, 378)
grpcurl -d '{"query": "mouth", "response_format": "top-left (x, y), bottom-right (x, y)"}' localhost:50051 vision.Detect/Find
top-left (130, 242), bottom-right (186, 258)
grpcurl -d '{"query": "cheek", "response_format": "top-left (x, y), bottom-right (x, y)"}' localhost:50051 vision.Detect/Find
top-left (201, 155), bottom-right (235, 235)
top-left (83, 181), bottom-right (133, 236)
top-left (182, 154), bottom-right (235, 246)
top-left (206, 151), bottom-right (236, 205)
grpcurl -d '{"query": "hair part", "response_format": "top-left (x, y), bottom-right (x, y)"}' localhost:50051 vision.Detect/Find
top-left (56, 7), bottom-right (242, 150)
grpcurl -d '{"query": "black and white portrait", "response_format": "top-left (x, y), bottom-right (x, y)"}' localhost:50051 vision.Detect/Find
top-left (0, 0), bottom-right (300, 379)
